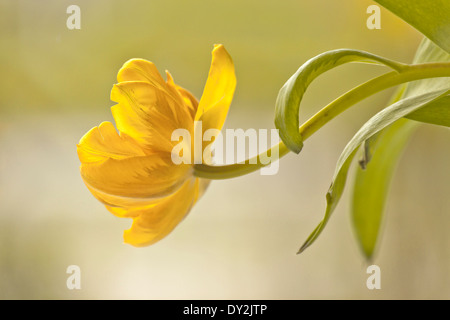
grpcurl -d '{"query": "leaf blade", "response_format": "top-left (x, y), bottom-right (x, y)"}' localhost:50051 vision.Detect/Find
top-left (298, 88), bottom-right (450, 254)
top-left (350, 38), bottom-right (450, 259)
top-left (351, 119), bottom-right (418, 259)
top-left (403, 38), bottom-right (450, 127)
top-left (275, 49), bottom-right (407, 154)
top-left (375, 0), bottom-right (450, 54)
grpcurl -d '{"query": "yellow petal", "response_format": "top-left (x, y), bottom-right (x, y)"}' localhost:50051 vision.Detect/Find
top-left (77, 121), bottom-right (190, 206)
top-left (111, 81), bottom-right (193, 153)
top-left (105, 203), bottom-right (152, 219)
top-left (117, 58), bottom-right (167, 91)
top-left (80, 152), bottom-right (191, 201)
top-left (117, 59), bottom-right (189, 109)
top-left (195, 44), bottom-right (236, 132)
top-left (104, 177), bottom-right (209, 219)
top-left (123, 178), bottom-right (201, 247)
top-left (78, 125), bottom-right (190, 200)
top-left (165, 70), bottom-right (198, 119)
top-left (77, 121), bottom-right (147, 163)
top-left (84, 183), bottom-right (163, 216)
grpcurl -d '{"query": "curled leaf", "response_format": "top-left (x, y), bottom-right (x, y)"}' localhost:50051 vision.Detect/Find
top-left (275, 50), bottom-right (407, 154)
top-left (299, 88), bottom-right (450, 254)
top-left (350, 38), bottom-right (450, 259)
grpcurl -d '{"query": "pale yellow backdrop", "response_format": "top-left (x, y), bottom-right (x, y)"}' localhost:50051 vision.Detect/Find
top-left (0, 0), bottom-right (448, 299)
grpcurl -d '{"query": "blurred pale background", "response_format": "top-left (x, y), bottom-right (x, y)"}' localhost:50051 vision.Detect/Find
top-left (0, 0), bottom-right (449, 299)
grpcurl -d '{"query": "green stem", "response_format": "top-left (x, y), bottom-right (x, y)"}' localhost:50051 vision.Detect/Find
top-left (193, 62), bottom-right (450, 180)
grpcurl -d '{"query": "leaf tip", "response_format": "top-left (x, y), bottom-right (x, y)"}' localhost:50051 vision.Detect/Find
top-left (275, 125), bottom-right (304, 154)
top-left (290, 141), bottom-right (304, 155)
top-left (361, 245), bottom-right (376, 262)
top-left (296, 242), bottom-right (309, 255)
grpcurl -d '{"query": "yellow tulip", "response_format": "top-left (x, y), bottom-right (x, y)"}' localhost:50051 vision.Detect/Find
top-left (77, 45), bottom-right (236, 247)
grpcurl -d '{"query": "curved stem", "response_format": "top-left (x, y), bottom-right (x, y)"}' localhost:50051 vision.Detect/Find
top-left (193, 62), bottom-right (450, 180)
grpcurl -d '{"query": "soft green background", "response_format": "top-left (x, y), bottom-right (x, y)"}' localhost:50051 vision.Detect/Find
top-left (1, 0), bottom-right (449, 299)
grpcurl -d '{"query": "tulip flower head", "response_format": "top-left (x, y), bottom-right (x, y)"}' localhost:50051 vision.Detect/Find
top-left (77, 45), bottom-right (236, 247)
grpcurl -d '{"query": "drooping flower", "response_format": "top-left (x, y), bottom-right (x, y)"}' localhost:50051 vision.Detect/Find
top-left (77, 45), bottom-right (236, 247)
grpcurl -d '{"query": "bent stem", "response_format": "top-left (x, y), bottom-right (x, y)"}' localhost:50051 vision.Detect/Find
top-left (193, 62), bottom-right (450, 180)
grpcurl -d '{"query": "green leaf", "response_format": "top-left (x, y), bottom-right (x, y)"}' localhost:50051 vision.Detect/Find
top-left (275, 49), bottom-right (407, 154)
top-left (374, 0), bottom-right (450, 54)
top-left (404, 38), bottom-right (450, 127)
top-left (298, 149), bottom-right (358, 254)
top-left (298, 88), bottom-right (450, 254)
top-left (351, 119), bottom-right (418, 259)
top-left (349, 84), bottom-right (413, 260)
top-left (350, 38), bottom-right (450, 260)
top-left (406, 96), bottom-right (450, 127)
